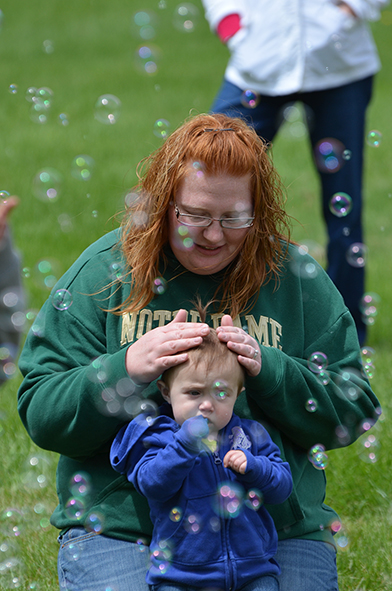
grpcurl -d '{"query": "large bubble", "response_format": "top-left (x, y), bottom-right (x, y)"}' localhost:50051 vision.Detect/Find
top-left (173, 3), bottom-right (200, 32)
top-left (94, 94), bottom-right (121, 125)
top-left (313, 138), bottom-right (346, 173)
top-left (32, 168), bottom-right (62, 202)
top-left (134, 45), bottom-right (160, 75)
top-left (71, 155), bottom-right (95, 181)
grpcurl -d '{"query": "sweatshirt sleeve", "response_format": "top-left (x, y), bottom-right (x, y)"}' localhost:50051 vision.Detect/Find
top-left (17, 241), bottom-right (136, 460)
top-left (244, 259), bottom-right (380, 452)
top-left (111, 416), bottom-right (208, 502)
top-left (235, 424), bottom-right (293, 505)
top-left (201, 0), bottom-right (246, 31)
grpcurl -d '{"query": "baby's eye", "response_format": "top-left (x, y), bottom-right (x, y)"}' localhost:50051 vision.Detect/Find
top-left (189, 390), bottom-right (201, 397)
top-left (214, 390), bottom-right (228, 401)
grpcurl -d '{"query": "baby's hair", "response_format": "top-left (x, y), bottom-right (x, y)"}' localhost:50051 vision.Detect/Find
top-left (162, 299), bottom-right (245, 390)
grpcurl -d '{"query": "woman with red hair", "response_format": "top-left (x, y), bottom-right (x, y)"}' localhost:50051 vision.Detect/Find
top-left (18, 113), bottom-right (379, 591)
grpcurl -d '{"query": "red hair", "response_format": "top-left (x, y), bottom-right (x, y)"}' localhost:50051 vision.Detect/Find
top-left (116, 113), bottom-right (292, 317)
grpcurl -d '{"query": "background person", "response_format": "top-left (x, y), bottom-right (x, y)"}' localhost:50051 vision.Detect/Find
top-left (110, 325), bottom-right (292, 591)
top-left (0, 196), bottom-right (25, 385)
top-left (201, 0), bottom-right (389, 345)
top-left (18, 113), bottom-right (380, 591)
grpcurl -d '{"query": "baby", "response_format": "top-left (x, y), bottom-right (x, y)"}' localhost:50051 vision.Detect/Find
top-left (110, 327), bottom-right (292, 591)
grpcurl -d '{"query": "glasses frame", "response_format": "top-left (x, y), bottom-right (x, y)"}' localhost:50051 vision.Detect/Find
top-left (174, 204), bottom-right (254, 229)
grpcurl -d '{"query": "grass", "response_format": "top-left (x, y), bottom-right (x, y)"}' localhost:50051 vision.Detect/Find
top-left (0, 0), bottom-right (391, 588)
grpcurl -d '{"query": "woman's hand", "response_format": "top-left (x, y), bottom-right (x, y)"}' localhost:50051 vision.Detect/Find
top-left (216, 315), bottom-right (261, 377)
top-left (125, 309), bottom-right (210, 385)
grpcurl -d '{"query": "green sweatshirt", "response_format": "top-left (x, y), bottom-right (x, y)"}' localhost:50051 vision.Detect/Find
top-left (18, 229), bottom-right (379, 547)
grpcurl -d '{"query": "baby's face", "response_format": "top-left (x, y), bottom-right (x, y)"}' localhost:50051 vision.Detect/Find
top-left (163, 361), bottom-right (242, 436)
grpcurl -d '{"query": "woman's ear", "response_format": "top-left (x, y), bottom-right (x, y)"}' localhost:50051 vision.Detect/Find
top-left (157, 379), bottom-right (170, 403)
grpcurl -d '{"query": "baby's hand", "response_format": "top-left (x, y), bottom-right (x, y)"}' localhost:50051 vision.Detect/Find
top-left (223, 449), bottom-right (247, 474)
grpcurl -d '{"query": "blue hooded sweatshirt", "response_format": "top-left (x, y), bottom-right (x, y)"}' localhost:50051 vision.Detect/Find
top-left (110, 408), bottom-right (292, 590)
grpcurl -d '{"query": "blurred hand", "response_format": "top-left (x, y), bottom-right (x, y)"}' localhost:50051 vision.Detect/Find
top-left (337, 2), bottom-right (357, 17)
top-left (223, 449), bottom-right (247, 474)
top-left (0, 196), bottom-right (19, 241)
top-left (216, 315), bottom-right (261, 377)
top-left (125, 309), bottom-right (210, 385)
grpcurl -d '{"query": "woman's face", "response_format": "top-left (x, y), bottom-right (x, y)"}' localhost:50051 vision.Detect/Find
top-left (168, 171), bottom-right (253, 275)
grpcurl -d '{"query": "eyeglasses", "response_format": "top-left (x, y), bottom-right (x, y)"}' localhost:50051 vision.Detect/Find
top-left (174, 204), bottom-right (254, 229)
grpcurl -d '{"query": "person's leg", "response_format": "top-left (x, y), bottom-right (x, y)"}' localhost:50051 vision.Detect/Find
top-left (239, 575), bottom-right (279, 591)
top-left (210, 79), bottom-right (284, 143)
top-left (275, 539), bottom-right (338, 591)
top-left (302, 76), bottom-right (374, 345)
top-left (58, 527), bottom-right (150, 591)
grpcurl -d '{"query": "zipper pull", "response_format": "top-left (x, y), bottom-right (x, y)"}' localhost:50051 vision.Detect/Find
top-left (213, 451), bottom-right (222, 465)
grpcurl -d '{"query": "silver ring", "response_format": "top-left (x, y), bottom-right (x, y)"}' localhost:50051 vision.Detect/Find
top-left (253, 348), bottom-right (258, 359)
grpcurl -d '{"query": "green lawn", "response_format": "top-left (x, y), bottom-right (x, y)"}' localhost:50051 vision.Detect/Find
top-left (0, 0), bottom-right (391, 589)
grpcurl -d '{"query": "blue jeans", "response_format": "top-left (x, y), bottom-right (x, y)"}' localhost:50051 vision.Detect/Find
top-left (152, 577), bottom-right (278, 591)
top-left (211, 77), bottom-right (374, 346)
top-left (57, 529), bottom-right (338, 591)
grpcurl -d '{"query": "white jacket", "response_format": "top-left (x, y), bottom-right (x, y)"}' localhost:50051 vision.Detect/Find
top-left (202, 0), bottom-right (388, 95)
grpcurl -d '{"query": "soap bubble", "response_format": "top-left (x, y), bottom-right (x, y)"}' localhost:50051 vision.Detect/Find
top-left (52, 289), bottom-right (73, 311)
top-left (58, 113), bottom-right (69, 126)
top-left (360, 346), bottom-right (376, 366)
top-left (366, 130), bottom-right (382, 147)
top-left (244, 489), bottom-right (263, 511)
top-left (335, 367), bottom-right (363, 401)
top-left (94, 94), bottom-right (121, 125)
top-left (240, 90), bottom-right (260, 109)
top-left (333, 522), bottom-right (350, 551)
top-left (30, 87), bottom-right (54, 123)
top-left (8, 84), bottom-right (18, 94)
top-left (313, 138), bottom-right (346, 173)
top-left (85, 512), bottom-right (105, 534)
top-left (65, 542), bottom-right (82, 562)
top-left (316, 370), bottom-right (331, 386)
top-left (21, 454), bottom-right (53, 490)
top-left (58, 213), bottom-right (73, 232)
top-left (342, 149), bottom-right (352, 160)
top-left (134, 44), bottom-right (160, 75)
top-left (32, 168), bottom-right (62, 202)
top-left (279, 103), bottom-right (307, 138)
top-left (169, 507), bottom-right (182, 522)
top-left (153, 118), bottom-right (170, 139)
top-left (69, 472), bottom-right (92, 498)
top-left (150, 540), bottom-right (173, 574)
top-left (132, 10), bottom-right (157, 40)
top-left (308, 444), bottom-right (329, 470)
top-left (346, 243), bottom-right (367, 267)
top-left (152, 277), bottom-right (167, 295)
top-left (213, 482), bottom-right (244, 518)
top-left (329, 192), bottom-right (352, 217)
top-left (183, 513), bottom-right (202, 533)
top-left (305, 398), bottom-right (318, 413)
top-left (173, 3), bottom-right (200, 32)
top-left (64, 497), bottom-right (87, 520)
top-left (289, 245), bottom-right (319, 279)
top-left (359, 292), bottom-right (380, 324)
top-left (0, 508), bottom-right (26, 537)
top-left (71, 155), bottom-right (95, 181)
top-left (307, 351), bottom-right (328, 373)
top-left (25, 87), bottom-right (38, 102)
top-left (0, 190), bottom-right (10, 200)
top-left (33, 258), bottom-right (62, 290)
top-left (43, 39), bottom-right (54, 53)
top-left (359, 433), bottom-right (379, 463)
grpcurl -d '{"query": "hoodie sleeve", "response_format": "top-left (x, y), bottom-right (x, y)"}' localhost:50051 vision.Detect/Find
top-left (110, 415), bottom-right (209, 502)
top-left (235, 422), bottom-right (293, 505)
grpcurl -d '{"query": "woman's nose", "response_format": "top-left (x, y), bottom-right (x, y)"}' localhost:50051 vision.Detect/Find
top-left (202, 220), bottom-right (224, 242)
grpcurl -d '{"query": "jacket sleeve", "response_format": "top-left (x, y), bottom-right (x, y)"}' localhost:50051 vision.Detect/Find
top-left (111, 416), bottom-right (208, 502)
top-left (235, 424), bottom-right (293, 505)
top-left (17, 250), bottom-right (136, 460)
top-left (201, 0), bottom-right (245, 31)
top-left (244, 259), bottom-right (380, 452)
top-left (340, 0), bottom-right (389, 20)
